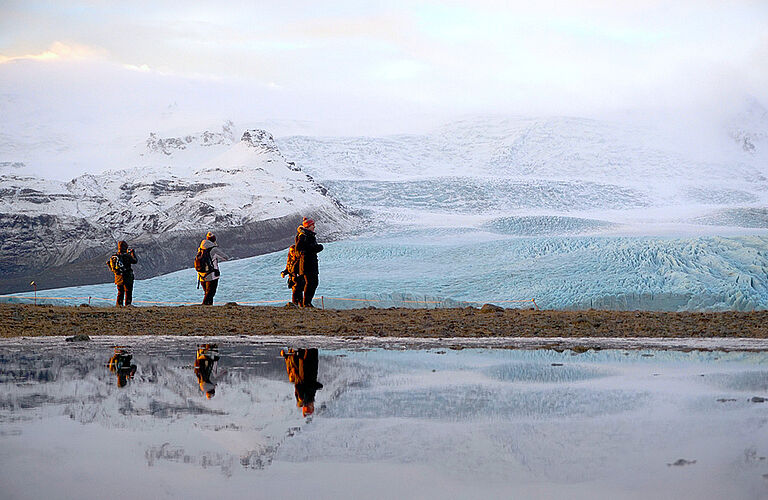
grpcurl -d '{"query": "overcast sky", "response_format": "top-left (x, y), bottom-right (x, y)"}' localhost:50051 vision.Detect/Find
top-left (1, 0), bottom-right (767, 137)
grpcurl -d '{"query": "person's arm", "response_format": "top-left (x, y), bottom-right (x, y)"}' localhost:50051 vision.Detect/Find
top-left (128, 249), bottom-right (138, 264)
top-left (211, 247), bottom-right (230, 262)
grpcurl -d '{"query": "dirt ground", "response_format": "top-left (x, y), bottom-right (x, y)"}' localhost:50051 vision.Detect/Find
top-left (1, 303), bottom-right (767, 339)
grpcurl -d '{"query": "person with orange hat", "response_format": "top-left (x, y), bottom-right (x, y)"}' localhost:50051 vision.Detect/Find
top-left (280, 347), bottom-right (323, 416)
top-left (294, 218), bottom-right (323, 308)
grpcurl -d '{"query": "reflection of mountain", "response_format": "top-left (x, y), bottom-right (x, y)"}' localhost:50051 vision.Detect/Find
top-left (0, 343), bottom-right (355, 476)
top-left (0, 126), bottom-right (355, 293)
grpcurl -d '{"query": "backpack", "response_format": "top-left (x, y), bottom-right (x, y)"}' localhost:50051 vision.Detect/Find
top-left (108, 254), bottom-right (126, 276)
top-left (286, 245), bottom-right (300, 275)
top-left (194, 247), bottom-right (214, 273)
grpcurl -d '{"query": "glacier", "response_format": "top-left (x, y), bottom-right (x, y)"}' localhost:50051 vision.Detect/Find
top-left (9, 232), bottom-right (768, 311)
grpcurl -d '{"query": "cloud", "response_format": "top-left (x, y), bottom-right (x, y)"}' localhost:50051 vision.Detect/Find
top-left (0, 41), bottom-right (107, 64)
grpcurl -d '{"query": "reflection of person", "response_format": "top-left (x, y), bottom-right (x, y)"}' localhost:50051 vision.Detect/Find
top-left (294, 218), bottom-right (323, 308)
top-left (281, 244), bottom-right (304, 306)
top-left (281, 348), bottom-right (323, 416)
top-left (107, 241), bottom-right (137, 307)
top-left (107, 348), bottom-right (137, 388)
top-left (195, 344), bottom-right (219, 398)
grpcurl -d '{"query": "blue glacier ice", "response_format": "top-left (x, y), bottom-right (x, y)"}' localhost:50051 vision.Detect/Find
top-left (11, 232), bottom-right (768, 311)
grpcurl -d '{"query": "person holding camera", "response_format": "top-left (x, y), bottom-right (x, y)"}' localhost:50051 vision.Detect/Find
top-left (280, 244), bottom-right (304, 306)
top-left (107, 240), bottom-right (137, 307)
top-left (196, 232), bottom-right (229, 305)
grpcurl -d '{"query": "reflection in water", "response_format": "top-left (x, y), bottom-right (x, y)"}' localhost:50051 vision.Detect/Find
top-left (195, 344), bottom-right (219, 399)
top-left (281, 348), bottom-right (323, 416)
top-left (2, 340), bottom-right (768, 500)
top-left (107, 347), bottom-right (136, 388)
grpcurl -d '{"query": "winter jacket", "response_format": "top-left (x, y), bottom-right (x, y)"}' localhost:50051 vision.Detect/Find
top-left (197, 239), bottom-right (229, 282)
top-left (295, 227), bottom-right (323, 276)
top-left (282, 348), bottom-right (323, 406)
top-left (109, 251), bottom-right (137, 285)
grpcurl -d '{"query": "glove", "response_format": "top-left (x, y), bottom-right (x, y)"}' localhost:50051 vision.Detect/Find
top-left (281, 271), bottom-right (287, 278)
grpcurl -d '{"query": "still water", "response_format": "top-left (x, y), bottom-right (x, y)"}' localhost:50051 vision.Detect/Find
top-left (1, 337), bottom-right (767, 500)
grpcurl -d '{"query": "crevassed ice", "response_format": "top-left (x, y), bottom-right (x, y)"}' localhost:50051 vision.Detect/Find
top-left (13, 234), bottom-right (768, 311)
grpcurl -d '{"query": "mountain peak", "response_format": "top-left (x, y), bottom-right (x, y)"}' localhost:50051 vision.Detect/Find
top-left (240, 129), bottom-right (278, 154)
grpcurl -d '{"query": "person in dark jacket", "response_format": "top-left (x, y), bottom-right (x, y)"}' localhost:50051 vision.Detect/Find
top-left (294, 218), bottom-right (323, 308)
top-left (280, 244), bottom-right (304, 306)
top-left (280, 348), bottom-right (323, 416)
top-left (107, 241), bottom-right (137, 307)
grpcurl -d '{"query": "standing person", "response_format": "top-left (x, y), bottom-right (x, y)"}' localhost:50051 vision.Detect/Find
top-left (280, 348), bottom-right (323, 416)
top-left (194, 344), bottom-right (219, 399)
top-left (295, 218), bottom-right (323, 308)
top-left (107, 241), bottom-right (137, 307)
top-left (195, 232), bottom-right (229, 305)
top-left (280, 244), bottom-right (304, 306)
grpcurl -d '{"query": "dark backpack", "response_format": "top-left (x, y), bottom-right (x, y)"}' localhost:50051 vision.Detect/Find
top-left (108, 254), bottom-right (126, 276)
top-left (194, 247), bottom-right (214, 273)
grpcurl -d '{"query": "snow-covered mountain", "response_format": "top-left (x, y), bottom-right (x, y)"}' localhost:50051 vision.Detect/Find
top-left (277, 111), bottom-right (768, 233)
top-left (0, 126), bottom-right (354, 293)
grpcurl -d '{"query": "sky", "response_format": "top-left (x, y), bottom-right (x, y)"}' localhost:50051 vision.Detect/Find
top-left (1, 0), bottom-right (767, 152)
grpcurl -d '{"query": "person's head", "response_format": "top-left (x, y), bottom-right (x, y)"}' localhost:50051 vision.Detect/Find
top-left (302, 218), bottom-right (315, 231)
top-left (302, 402), bottom-right (314, 416)
top-left (117, 240), bottom-right (128, 253)
top-left (206, 232), bottom-right (216, 242)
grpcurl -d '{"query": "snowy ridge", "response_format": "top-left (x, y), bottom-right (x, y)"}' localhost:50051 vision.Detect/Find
top-left (0, 125), bottom-right (354, 292)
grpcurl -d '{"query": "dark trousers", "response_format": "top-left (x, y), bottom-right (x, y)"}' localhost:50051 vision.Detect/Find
top-left (291, 275), bottom-right (305, 306)
top-left (201, 279), bottom-right (218, 305)
top-left (116, 277), bottom-right (134, 306)
top-left (302, 274), bottom-right (318, 307)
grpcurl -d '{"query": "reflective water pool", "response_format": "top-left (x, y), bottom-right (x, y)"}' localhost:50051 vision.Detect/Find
top-left (1, 337), bottom-right (767, 499)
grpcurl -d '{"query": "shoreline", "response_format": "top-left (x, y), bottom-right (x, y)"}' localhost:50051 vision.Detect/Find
top-left (2, 303), bottom-right (768, 340)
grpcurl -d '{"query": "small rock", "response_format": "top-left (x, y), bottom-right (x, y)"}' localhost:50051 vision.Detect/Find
top-left (479, 304), bottom-right (504, 313)
top-left (667, 459), bottom-right (697, 467)
top-left (65, 334), bottom-right (91, 342)
top-left (225, 302), bottom-right (238, 307)
top-left (716, 398), bottom-right (737, 403)
top-left (449, 345), bottom-right (465, 351)
top-left (283, 302), bottom-right (298, 309)
top-left (352, 315), bottom-right (365, 323)
top-left (79, 303), bottom-right (90, 308)
top-left (751, 396), bottom-right (766, 403)
top-left (551, 363), bottom-right (564, 366)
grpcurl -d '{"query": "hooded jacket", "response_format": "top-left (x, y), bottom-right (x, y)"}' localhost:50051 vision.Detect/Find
top-left (295, 226), bottom-right (323, 275)
top-left (197, 239), bottom-right (229, 282)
